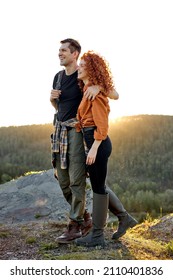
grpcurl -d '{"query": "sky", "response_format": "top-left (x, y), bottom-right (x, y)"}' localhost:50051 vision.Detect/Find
top-left (0, 0), bottom-right (173, 127)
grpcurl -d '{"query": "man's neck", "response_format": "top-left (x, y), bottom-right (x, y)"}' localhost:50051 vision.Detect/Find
top-left (65, 62), bottom-right (78, 76)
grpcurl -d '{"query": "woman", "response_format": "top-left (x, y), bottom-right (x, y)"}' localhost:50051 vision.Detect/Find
top-left (75, 51), bottom-right (137, 247)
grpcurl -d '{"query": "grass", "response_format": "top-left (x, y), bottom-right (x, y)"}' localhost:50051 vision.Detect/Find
top-left (166, 241), bottom-right (173, 255)
top-left (1, 214), bottom-right (173, 260)
top-left (0, 231), bottom-right (10, 238)
top-left (25, 236), bottom-right (37, 244)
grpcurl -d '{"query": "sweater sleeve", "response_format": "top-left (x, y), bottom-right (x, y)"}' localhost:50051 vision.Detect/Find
top-left (91, 95), bottom-right (109, 140)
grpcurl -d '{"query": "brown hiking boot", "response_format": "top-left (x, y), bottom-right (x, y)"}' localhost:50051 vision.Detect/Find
top-left (56, 221), bottom-right (82, 244)
top-left (81, 211), bottom-right (92, 236)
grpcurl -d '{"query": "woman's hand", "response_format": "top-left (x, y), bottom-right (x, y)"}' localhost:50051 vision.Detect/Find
top-left (86, 146), bottom-right (98, 165)
top-left (86, 139), bottom-right (102, 165)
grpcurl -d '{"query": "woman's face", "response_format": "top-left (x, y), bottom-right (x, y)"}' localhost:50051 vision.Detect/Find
top-left (78, 59), bottom-right (88, 82)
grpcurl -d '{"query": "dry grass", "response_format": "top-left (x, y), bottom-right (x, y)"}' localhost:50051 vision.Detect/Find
top-left (0, 214), bottom-right (173, 260)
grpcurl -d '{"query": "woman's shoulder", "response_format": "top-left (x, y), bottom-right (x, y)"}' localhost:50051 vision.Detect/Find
top-left (93, 92), bottom-right (109, 103)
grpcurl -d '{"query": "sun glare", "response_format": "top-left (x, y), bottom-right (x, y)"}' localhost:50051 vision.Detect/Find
top-left (108, 99), bottom-right (129, 121)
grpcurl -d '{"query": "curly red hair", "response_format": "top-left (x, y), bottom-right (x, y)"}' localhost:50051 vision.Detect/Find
top-left (78, 51), bottom-right (114, 95)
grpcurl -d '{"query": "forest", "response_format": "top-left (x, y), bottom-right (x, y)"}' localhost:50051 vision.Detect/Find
top-left (0, 114), bottom-right (173, 218)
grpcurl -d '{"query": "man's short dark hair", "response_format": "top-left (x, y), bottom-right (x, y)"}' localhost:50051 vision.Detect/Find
top-left (60, 38), bottom-right (81, 54)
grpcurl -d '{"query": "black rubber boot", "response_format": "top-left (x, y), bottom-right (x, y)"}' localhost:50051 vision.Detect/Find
top-left (106, 187), bottom-right (126, 215)
top-left (112, 213), bottom-right (138, 240)
top-left (75, 192), bottom-right (109, 247)
top-left (106, 187), bottom-right (138, 240)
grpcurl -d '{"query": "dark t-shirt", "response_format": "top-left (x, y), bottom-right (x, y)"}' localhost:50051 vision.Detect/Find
top-left (53, 70), bottom-right (82, 122)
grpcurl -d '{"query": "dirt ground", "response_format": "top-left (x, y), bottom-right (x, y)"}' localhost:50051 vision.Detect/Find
top-left (0, 214), bottom-right (173, 260)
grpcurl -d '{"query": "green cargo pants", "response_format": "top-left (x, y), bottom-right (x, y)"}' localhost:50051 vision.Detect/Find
top-left (55, 128), bottom-right (86, 223)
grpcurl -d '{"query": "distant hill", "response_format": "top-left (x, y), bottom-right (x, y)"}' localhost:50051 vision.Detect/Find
top-left (108, 114), bottom-right (173, 189)
top-left (0, 123), bottom-right (53, 183)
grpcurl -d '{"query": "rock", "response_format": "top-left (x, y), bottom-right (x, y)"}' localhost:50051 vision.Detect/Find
top-left (0, 170), bottom-right (92, 224)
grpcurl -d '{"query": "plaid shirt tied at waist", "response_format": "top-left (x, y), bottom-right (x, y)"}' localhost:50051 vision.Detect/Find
top-left (51, 118), bottom-right (79, 169)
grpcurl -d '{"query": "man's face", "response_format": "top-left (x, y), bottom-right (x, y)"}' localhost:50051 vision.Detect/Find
top-left (58, 42), bottom-right (77, 66)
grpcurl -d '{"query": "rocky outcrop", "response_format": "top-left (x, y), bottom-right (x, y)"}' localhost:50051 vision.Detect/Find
top-left (0, 170), bottom-right (92, 224)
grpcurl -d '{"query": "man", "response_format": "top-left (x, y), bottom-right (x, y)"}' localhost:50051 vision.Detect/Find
top-left (50, 38), bottom-right (119, 243)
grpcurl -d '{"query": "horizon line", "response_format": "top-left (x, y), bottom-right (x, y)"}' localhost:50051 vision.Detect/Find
top-left (0, 113), bottom-right (173, 128)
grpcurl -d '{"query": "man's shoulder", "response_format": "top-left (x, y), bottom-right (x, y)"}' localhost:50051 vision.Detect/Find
top-left (54, 69), bottom-right (65, 78)
top-left (52, 70), bottom-right (65, 89)
top-left (53, 70), bottom-right (65, 84)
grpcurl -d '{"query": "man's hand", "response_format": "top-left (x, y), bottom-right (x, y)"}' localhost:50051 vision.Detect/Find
top-left (84, 85), bottom-right (119, 101)
top-left (84, 85), bottom-right (100, 101)
top-left (50, 89), bottom-right (61, 110)
top-left (50, 89), bottom-right (61, 101)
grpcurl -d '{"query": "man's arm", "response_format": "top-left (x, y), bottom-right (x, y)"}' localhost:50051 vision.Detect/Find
top-left (107, 88), bottom-right (119, 100)
top-left (84, 85), bottom-right (119, 100)
top-left (50, 99), bottom-right (58, 110)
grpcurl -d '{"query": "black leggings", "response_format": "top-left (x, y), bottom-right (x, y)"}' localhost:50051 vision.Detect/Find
top-left (84, 129), bottom-right (112, 194)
